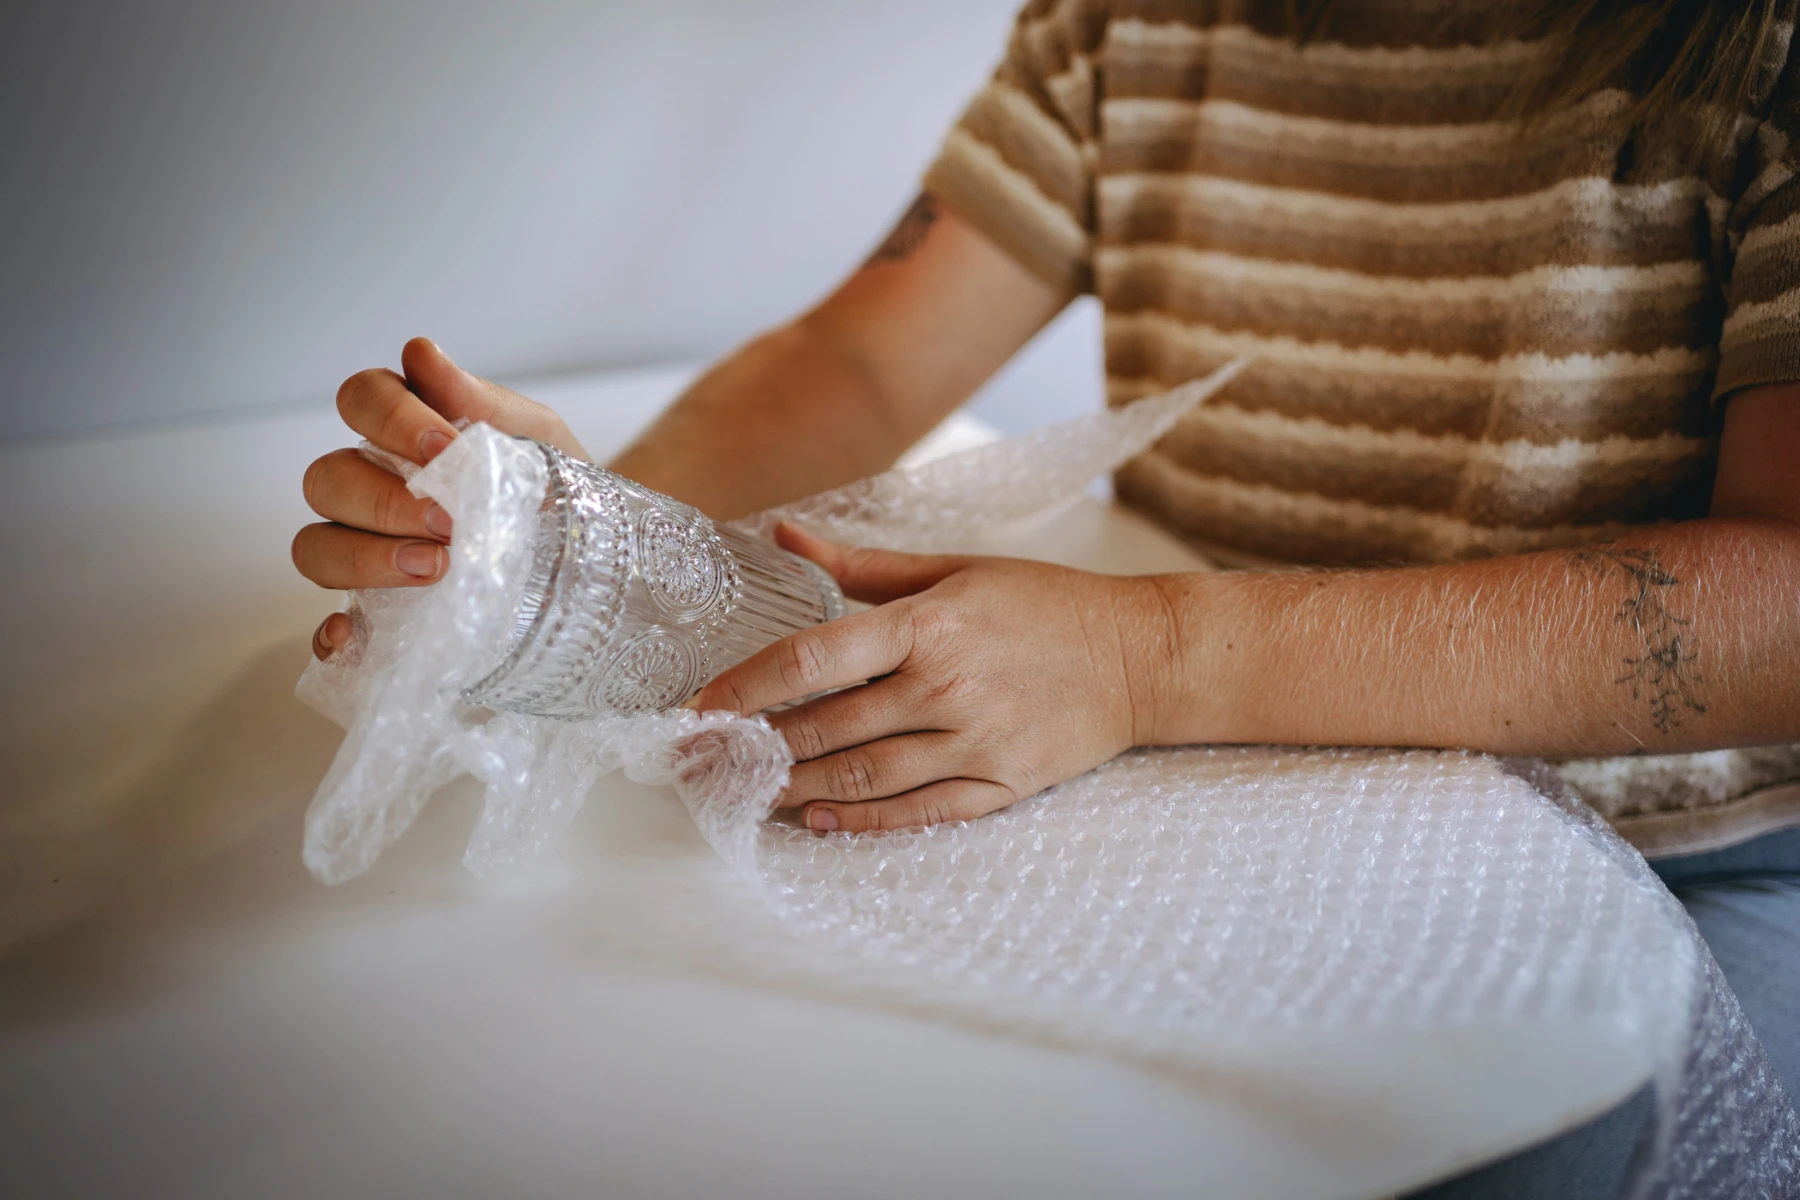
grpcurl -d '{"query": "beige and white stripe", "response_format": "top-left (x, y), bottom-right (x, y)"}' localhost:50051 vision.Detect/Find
top-left (929, 0), bottom-right (1800, 565)
top-left (929, 0), bottom-right (1800, 859)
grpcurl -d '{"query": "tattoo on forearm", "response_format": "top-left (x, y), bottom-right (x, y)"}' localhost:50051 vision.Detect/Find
top-left (867, 193), bottom-right (938, 263)
top-left (1565, 544), bottom-right (1704, 734)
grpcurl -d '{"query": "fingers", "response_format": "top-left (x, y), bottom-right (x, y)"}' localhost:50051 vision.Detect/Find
top-left (292, 522), bottom-right (447, 590)
top-left (780, 731), bottom-right (963, 808)
top-left (303, 448), bottom-right (452, 539)
top-left (776, 523), bottom-right (967, 605)
top-left (802, 778), bottom-right (1014, 834)
top-left (694, 606), bottom-right (913, 716)
top-left (313, 611), bottom-right (353, 660)
top-left (399, 337), bottom-right (506, 426)
top-left (400, 337), bottom-right (588, 458)
top-left (303, 336), bottom-right (586, 598)
top-left (765, 672), bottom-right (953, 762)
top-left (336, 367), bottom-right (462, 466)
top-left (334, 338), bottom-right (588, 471)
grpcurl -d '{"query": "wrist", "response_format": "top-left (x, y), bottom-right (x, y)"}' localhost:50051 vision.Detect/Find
top-left (1117, 571), bottom-right (1251, 747)
top-left (1115, 573), bottom-right (1191, 746)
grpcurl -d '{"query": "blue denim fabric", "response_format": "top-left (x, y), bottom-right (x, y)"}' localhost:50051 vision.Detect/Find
top-left (1410, 828), bottom-right (1800, 1199)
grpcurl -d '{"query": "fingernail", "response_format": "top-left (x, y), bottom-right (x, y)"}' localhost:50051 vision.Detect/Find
top-left (423, 502), bottom-right (453, 538)
top-left (396, 542), bottom-right (443, 578)
top-left (429, 339), bottom-right (457, 368)
top-left (807, 806), bottom-right (838, 832)
top-left (315, 619), bottom-right (338, 656)
top-left (419, 430), bottom-right (453, 461)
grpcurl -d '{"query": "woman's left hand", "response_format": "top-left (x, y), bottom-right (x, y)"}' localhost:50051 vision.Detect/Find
top-left (692, 523), bottom-right (1179, 832)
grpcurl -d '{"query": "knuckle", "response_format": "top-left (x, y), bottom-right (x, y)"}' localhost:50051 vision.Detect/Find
top-left (376, 398), bottom-right (414, 449)
top-left (921, 669), bottom-right (971, 709)
top-left (869, 800), bottom-right (917, 832)
top-left (707, 672), bottom-right (750, 715)
top-left (784, 718), bottom-right (826, 762)
top-left (357, 532), bottom-right (390, 578)
top-left (776, 634), bottom-right (829, 692)
top-left (906, 601), bottom-right (959, 647)
top-left (371, 478), bottom-right (409, 533)
top-left (831, 752), bottom-right (876, 800)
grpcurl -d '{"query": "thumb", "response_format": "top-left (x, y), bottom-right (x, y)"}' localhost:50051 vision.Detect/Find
top-left (776, 522), bottom-right (967, 605)
top-left (399, 337), bottom-right (588, 458)
top-left (399, 337), bottom-right (502, 424)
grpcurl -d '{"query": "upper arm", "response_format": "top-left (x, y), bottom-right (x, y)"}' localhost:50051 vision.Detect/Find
top-left (1711, 381), bottom-right (1800, 523)
top-left (794, 1), bottom-right (1099, 442)
top-left (798, 194), bottom-right (1075, 444)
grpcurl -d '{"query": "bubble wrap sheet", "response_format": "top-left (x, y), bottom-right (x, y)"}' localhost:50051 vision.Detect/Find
top-left (296, 364), bottom-right (1798, 1198)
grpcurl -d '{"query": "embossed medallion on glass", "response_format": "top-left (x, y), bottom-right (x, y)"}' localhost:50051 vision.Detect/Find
top-left (462, 440), bottom-right (847, 719)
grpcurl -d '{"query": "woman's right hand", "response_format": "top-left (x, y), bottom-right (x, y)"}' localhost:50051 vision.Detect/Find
top-left (295, 336), bottom-right (587, 659)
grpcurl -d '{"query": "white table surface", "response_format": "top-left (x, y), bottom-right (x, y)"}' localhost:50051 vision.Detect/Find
top-left (0, 367), bottom-right (1646, 1199)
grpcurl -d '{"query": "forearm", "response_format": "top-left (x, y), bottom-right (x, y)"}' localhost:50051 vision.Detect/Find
top-left (1139, 518), bottom-right (1800, 757)
top-left (608, 197), bottom-right (1069, 520)
top-left (607, 318), bottom-right (914, 519)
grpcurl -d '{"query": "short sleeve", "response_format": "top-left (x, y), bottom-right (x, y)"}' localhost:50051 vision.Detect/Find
top-left (921, 0), bottom-right (1103, 294)
top-left (1715, 44), bottom-right (1800, 400)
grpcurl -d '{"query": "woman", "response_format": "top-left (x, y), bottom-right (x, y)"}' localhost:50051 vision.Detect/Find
top-left (293, 1), bottom-right (1799, 1190)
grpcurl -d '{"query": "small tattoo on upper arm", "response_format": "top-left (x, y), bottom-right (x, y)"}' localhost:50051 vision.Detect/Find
top-left (1565, 544), bottom-right (1704, 734)
top-left (867, 193), bottom-right (939, 264)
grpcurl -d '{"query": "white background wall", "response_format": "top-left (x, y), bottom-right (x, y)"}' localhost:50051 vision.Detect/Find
top-left (0, 0), bottom-right (1100, 443)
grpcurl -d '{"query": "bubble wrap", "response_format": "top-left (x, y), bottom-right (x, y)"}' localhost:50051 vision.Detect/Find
top-left (296, 364), bottom-right (1798, 1197)
top-left (733, 361), bottom-right (1247, 552)
top-left (297, 365), bottom-right (1244, 881)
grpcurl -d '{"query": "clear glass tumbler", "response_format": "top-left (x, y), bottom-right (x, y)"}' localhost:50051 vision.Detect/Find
top-left (461, 439), bottom-right (846, 719)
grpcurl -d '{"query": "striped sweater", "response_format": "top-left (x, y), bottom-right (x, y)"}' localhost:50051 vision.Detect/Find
top-left (924, 0), bottom-right (1800, 855)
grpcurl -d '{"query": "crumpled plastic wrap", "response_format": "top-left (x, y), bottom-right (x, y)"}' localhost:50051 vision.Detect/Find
top-left (734, 360), bottom-right (1248, 552)
top-left (297, 361), bottom-right (1798, 1198)
top-left (297, 365), bottom-right (1244, 881)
